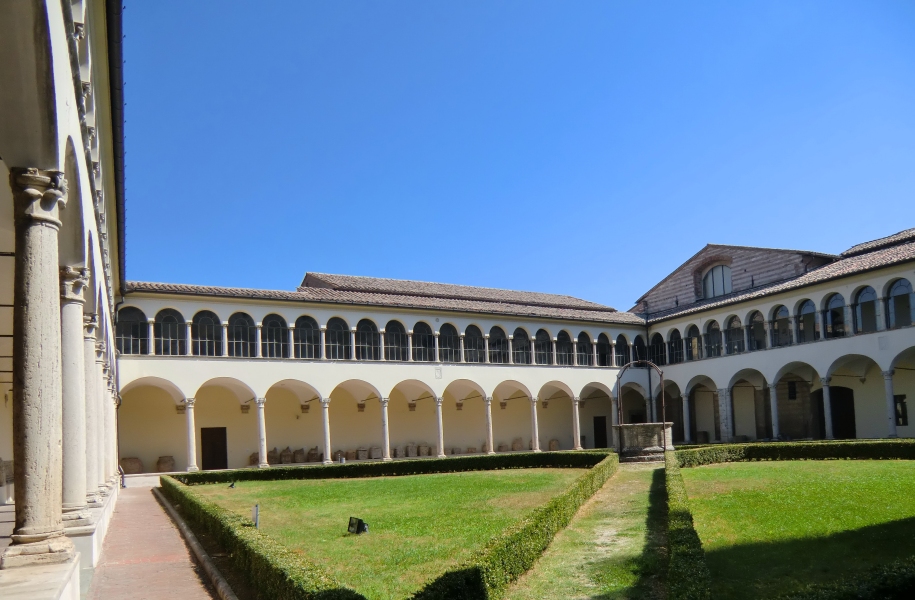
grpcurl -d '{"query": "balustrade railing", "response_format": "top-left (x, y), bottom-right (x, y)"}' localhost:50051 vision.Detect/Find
top-left (513, 341), bottom-right (532, 365)
top-left (489, 338), bottom-right (510, 364)
top-left (294, 329), bottom-right (321, 359)
top-left (464, 336), bottom-right (486, 363)
top-left (556, 343), bottom-right (574, 366)
top-left (228, 324), bottom-right (257, 357)
top-left (262, 325), bottom-right (289, 358)
top-left (325, 328), bottom-right (350, 360)
top-left (534, 340), bottom-right (553, 365)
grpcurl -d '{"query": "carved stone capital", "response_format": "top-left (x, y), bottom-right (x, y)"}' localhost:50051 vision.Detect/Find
top-left (83, 313), bottom-right (98, 339)
top-left (435, 397), bottom-right (443, 406)
top-left (9, 168), bottom-right (68, 228)
top-left (381, 397), bottom-right (390, 408)
top-left (60, 267), bottom-right (89, 303)
top-left (73, 22), bottom-right (86, 41)
top-left (255, 397), bottom-right (267, 406)
top-left (185, 398), bottom-right (196, 408)
top-left (883, 370), bottom-right (895, 380)
top-left (820, 377), bottom-right (832, 386)
top-left (81, 81), bottom-right (91, 103)
top-left (320, 397), bottom-right (331, 406)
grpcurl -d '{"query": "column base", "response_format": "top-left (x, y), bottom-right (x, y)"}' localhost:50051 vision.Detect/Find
top-left (322, 460), bottom-right (333, 465)
top-left (573, 445), bottom-right (583, 451)
top-left (382, 457), bottom-right (392, 462)
top-left (257, 463), bottom-right (270, 469)
top-left (1, 536), bottom-right (75, 569)
top-left (62, 511), bottom-right (94, 529)
top-left (888, 434), bottom-right (899, 439)
top-left (186, 466), bottom-right (199, 472)
top-left (532, 448), bottom-right (542, 453)
top-left (487, 451), bottom-right (495, 455)
top-left (436, 454), bottom-right (446, 459)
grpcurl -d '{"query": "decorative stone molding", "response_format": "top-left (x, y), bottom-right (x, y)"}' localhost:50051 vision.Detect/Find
top-left (9, 168), bottom-right (68, 226)
top-left (81, 81), bottom-right (92, 104)
top-left (60, 267), bottom-right (89, 304)
top-left (83, 313), bottom-right (98, 340)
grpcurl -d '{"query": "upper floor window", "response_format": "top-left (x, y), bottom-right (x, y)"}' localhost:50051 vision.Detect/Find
top-left (703, 265), bottom-right (732, 299)
top-left (667, 329), bottom-right (683, 364)
top-left (294, 316), bottom-right (321, 359)
top-left (854, 287), bottom-right (878, 334)
top-left (464, 325), bottom-right (485, 363)
top-left (724, 316), bottom-right (744, 354)
top-left (823, 294), bottom-right (846, 339)
top-left (748, 311), bottom-right (766, 351)
top-left (577, 332), bottom-right (593, 366)
top-left (797, 300), bottom-right (819, 343)
top-left (615, 334), bottom-right (630, 365)
top-left (355, 319), bottom-right (380, 361)
top-left (648, 333), bottom-right (666, 365)
top-left (413, 322), bottom-right (435, 362)
top-left (534, 329), bottom-right (553, 365)
top-left (228, 312), bottom-right (256, 357)
top-left (597, 333), bottom-right (613, 366)
top-left (633, 335), bottom-right (647, 361)
top-left (192, 310), bottom-right (221, 356)
top-left (556, 331), bottom-right (574, 365)
top-left (262, 314), bottom-right (289, 358)
top-left (704, 321), bottom-right (722, 357)
top-left (888, 278), bottom-right (913, 329)
top-left (489, 326), bottom-right (509, 364)
top-left (116, 307), bottom-right (148, 355)
top-left (771, 305), bottom-right (792, 347)
top-left (155, 309), bottom-right (186, 356)
top-left (685, 326), bottom-right (701, 361)
top-left (513, 328), bottom-right (532, 365)
top-left (439, 324), bottom-right (460, 363)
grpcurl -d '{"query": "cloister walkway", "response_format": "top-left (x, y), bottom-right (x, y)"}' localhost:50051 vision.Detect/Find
top-left (506, 463), bottom-right (668, 600)
top-left (87, 486), bottom-right (216, 600)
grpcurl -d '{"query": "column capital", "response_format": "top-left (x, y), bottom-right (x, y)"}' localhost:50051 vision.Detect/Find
top-left (883, 370), bottom-right (895, 380)
top-left (434, 331), bottom-right (440, 337)
top-left (320, 397), bottom-right (331, 406)
top-left (255, 397), bottom-right (267, 406)
top-left (185, 320), bottom-right (193, 326)
top-left (459, 333), bottom-right (465, 338)
top-left (485, 396), bottom-right (493, 405)
top-left (256, 323), bottom-right (263, 329)
top-left (320, 326), bottom-right (327, 332)
top-left (60, 266), bottom-right (89, 303)
top-left (767, 383), bottom-right (777, 390)
top-left (820, 377), bottom-right (832, 386)
top-left (379, 329), bottom-right (385, 334)
top-left (83, 313), bottom-right (98, 339)
top-left (184, 398), bottom-right (196, 408)
top-left (681, 392), bottom-right (689, 399)
top-left (381, 397), bottom-right (390, 407)
top-left (530, 396), bottom-right (538, 405)
top-left (10, 167), bottom-right (68, 227)
top-left (435, 396), bottom-right (443, 406)
top-left (572, 396), bottom-right (581, 403)
top-left (718, 387), bottom-right (729, 396)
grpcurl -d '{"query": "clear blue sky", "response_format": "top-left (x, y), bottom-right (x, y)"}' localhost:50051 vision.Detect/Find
top-left (123, 1), bottom-right (915, 310)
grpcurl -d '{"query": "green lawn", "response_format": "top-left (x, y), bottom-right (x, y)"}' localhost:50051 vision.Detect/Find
top-left (681, 460), bottom-right (915, 599)
top-left (194, 468), bottom-right (586, 599)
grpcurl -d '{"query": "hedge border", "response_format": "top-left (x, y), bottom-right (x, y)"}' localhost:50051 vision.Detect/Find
top-left (676, 439), bottom-right (915, 469)
top-left (161, 450), bottom-right (617, 600)
top-left (665, 451), bottom-right (712, 600)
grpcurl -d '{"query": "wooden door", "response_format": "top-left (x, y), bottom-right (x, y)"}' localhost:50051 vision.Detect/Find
top-left (594, 416), bottom-right (608, 448)
top-left (201, 427), bottom-right (228, 470)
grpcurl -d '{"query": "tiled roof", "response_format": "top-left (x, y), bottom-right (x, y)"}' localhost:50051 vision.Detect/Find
top-left (124, 281), bottom-right (646, 326)
top-left (645, 240), bottom-right (915, 323)
top-left (842, 228), bottom-right (915, 257)
top-left (301, 272), bottom-right (613, 311)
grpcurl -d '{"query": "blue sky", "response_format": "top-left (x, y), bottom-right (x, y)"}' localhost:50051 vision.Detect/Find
top-left (123, 1), bottom-right (915, 310)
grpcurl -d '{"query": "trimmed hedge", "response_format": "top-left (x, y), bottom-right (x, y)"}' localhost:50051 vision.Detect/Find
top-left (410, 452), bottom-right (619, 600)
top-left (676, 439), bottom-right (915, 469)
top-left (172, 450), bottom-right (613, 486)
top-left (664, 451), bottom-right (712, 600)
top-left (782, 555), bottom-right (915, 599)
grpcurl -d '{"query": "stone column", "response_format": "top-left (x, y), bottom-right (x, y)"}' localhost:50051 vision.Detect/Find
top-left (147, 320), bottom-right (155, 355)
top-left (718, 388), bottom-right (731, 442)
top-left (435, 397), bottom-right (445, 457)
top-left (185, 398), bottom-right (199, 472)
top-left (350, 328), bottom-right (357, 361)
top-left (61, 267), bottom-right (89, 514)
top-left (571, 397), bottom-right (582, 450)
top-left (185, 321), bottom-right (193, 355)
top-left (379, 330), bottom-right (386, 361)
top-left (843, 306), bottom-right (854, 336)
top-left (593, 342), bottom-right (598, 366)
top-left (629, 343), bottom-right (635, 363)
top-left (320, 327), bottom-right (327, 360)
top-left (380, 398), bottom-right (391, 461)
top-left (610, 340), bottom-right (616, 366)
top-left (644, 394), bottom-right (653, 423)
top-left (552, 339), bottom-right (558, 365)
top-left (83, 315), bottom-right (99, 503)
top-left (883, 370), bottom-right (898, 438)
top-left (2, 167), bottom-right (75, 568)
top-left (287, 325), bottom-right (295, 358)
top-left (407, 331), bottom-right (414, 362)
top-left (530, 338), bottom-right (536, 364)
top-left (681, 393), bottom-right (692, 442)
top-left (255, 324), bottom-right (263, 358)
top-left (484, 335), bottom-right (490, 363)
top-left (611, 395), bottom-right (619, 447)
top-left (530, 397), bottom-right (541, 451)
top-left (508, 336), bottom-right (514, 364)
top-left (94, 341), bottom-right (107, 491)
top-left (484, 396), bottom-right (495, 454)
top-left (821, 377), bottom-right (834, 439)
top-left (221, 322), bottom-right (228, 356)
top-left (434, 332), bottom-right (441, 363)
top-left (875, 298), bottom-right (887, 331)
top-left (572, 341), bottom-right (579, 366)
top-left (256, 398), bottom-right (268, 467)
top-left (321, 398), bottom-right (333, 463)
top-left (768, 384), bottom-right (780, 439)
top-left (102, 365), bottom-right (115, 482)
top-left (459, 334), bottom-right (465, 362)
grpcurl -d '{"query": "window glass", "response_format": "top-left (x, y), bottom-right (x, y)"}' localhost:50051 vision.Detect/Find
top-left (703, 265), bottom-right (733, 298)
top-left (797, 300), bottom-right (818, 343)
top-left (855, 287), bottom-right (878, 334)
top-left (889, 279), bottom-right (913, 329)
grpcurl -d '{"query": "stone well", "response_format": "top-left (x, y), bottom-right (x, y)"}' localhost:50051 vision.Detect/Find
top-left (613, 423), bottom-right (674, 462)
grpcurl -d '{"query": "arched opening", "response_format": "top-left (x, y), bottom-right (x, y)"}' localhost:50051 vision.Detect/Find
top-left (633, 335), bottom-right (647, 362)
top-left (194, 378), bottom-right (259, 469)
top-left (620, 382), bottom-right (648, 424)
top-left (615, 334), bottom-right (630, 365)
top-left (441, 379), bottom-right (488, 453)
top-left (489, 326), bottom-right (509, 364)
top-left (384, 320), bottom-right (408, 362)
top-left (439, 324), bottom-right (460, 363)
top-left (227, 312), bottom-right (256, 357)
top-left (264, 380), bottom-right (324, 463)
top-left (728, 369), bottom-right (770, 442)
top-left (824, 293), bottom-right (846, 339)
top-left (328, 380), bottom-right (383, 459)
top-left (536, 381), bottom-right (574, 450)
top-left (534, 329), bottom-right (553, 365)
top-left (325, 317), bottom-right (350, 360)
top-left (667, 330), bottom-right (683, 364)
top-left (116, 307), bottom-right (148, 355)
top-left (118, 378), bottom-right (186, 472)
top-left (655, 382), bottom-right (683, 442)
top-left (724, 316), bottom-right (744, 354)
top-left (492, 381), bottom-right (533, 451)
top-left (155, 308), bottom-right (186, 356)
top-left (577, 332), bottom-right (593, 366)
top-left (797, 300), bottom-right (819, 343)
top-left (747, 311), bottom-right (766, 351)
top-left (597, 333), bottom-right (612, 366)
top-left (648, 333), bottom-right (666, 366)
top-left (412, 322), bottom-right (435, 362)
top-left (293, 316), bottom-right (321, 359)
top-left (355, 319), bottom-right (380, 361)
top-left (772, 362), bottom-right (821, 440)
top-left (513, 328), bottom-right (532, 365)
top-left (192, 310), bottom-right (222, 356)
top-left (388, 380), bottom-right (438, 456)
top-left (888, 278), bottom-right (913, 329)
top-left (704, 321), bottom-right (722, 357)
top-left (825, 354), bottom-right (892, 439)
top-left (772, 305), bottom-right (792, 347)
top-left (464, 325), bottom-right (485, 363)
top-left (687, 376), bottom-right (719, 443)
top-left (890, 346), bottom-right (915, 438)
top-left (853, 286), bottom-right (878, 334)
top-left (556, 331), bottom-right (574, 365)
top-left (579, 383), bottom-right (614, 448)
top-left (685, 326), bottom-right (701, 361)
top-left (262, 314), bottom-right (289, 358)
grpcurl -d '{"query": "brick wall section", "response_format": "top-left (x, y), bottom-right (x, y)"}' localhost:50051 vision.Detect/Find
top-left (631, 245), bottom-right (834, 314)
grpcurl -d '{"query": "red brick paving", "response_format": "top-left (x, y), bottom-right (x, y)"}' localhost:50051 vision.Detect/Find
top-left (88, 487), bottom-right (216, 600)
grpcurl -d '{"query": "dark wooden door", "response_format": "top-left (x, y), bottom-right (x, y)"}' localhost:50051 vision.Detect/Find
top-left (201, 427), bottom-right (228, 470)
top-left (594, 416), bottom-right (608, 448)
top-left (831, 387), bottom-right (857, 440)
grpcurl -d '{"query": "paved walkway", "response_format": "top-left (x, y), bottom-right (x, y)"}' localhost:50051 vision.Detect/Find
top-left (87, 487), bottom-right (217, 600)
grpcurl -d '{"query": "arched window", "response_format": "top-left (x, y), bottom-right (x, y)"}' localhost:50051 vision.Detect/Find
top-left (633, 335), bottom-right (647, 361)
top-left (385, 321), bottom-right (408, 361)
top-left (513, 328), bottom-right (532, 365)
top-left (667, 329), bottom-right (683, 364)
top-left (685, 326), bottom-right (701, 361)
top-left (648, 333), bottom-right (666, 365)
top-left (155, 308), bottom-right (186, 356)
top-left (489, 326), bottom-right (509, 364)
top-left (577, 332), bottom-right (593, 366)
top-left (534, 329), bottom-right (553, 365)
top-left (824, 294), bottom-right (846, 339)
top-left (724, 316), bottom-right (744, 354)
top-left (116, 307), bottom-right (148, 355)
top-left (413, 322), bottom-right (435, 362)
top-left (355, 319), bottom-right (380, 361)
top-left (772, 306), bottom-right (792, 347)
top-left (747, 311), bottom-right (766, 351)
top-left (228, 312), bottom-right (256, 357)
top-left (888, 279), bottom-right (913, 329)
top-left (615, 334), bottom-right (630, 365)
top-left (556, 331), bottom-right (574, 365)
top-left (854, 287), bottom-right (878, 334)
top-left (262, 314), bottom-right (289, 358)
top-left (704, 321), bottom-right (721, 357)
top-left (464, 325), bottom-right (485, 363)
top-left (703, 265), bottom-right (732, 299)
top-left (293, 316), bottom-right (321, 359)
top-left (192, 310), bottom-right (221, 356)
top-left (439, 324), bottom-right (460, 362)
top-left (797, 300), bottom-right (818, 343)
top-left (597, 333), bottom-right (612, 366)
top-left (325, 317), bottom-right (350, 360)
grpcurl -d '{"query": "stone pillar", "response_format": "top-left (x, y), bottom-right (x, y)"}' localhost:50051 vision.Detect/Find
top-left (255, 324), bottom-right (263, 358)
top-left (875, 298), bottom-right (887, 331)
top-left (185, 398), bottom-right (199, 472)
top-left (320, 327), bottom-right (327, 360)
top-left (147, 320), bottom-right (155, 355)
top-left (287, 325), bottom-right (295, 358)
top-left (883, 370), bottom-right (898, 438)
top-left (484, 335), bottom-right (490, 363)
top-left (572, 340), bottom-right (579, 366)
top-left (94, 341), bottom-right (107, 491)
top-left (435, 397), bottom-right (445, 457)
top-left (484, 396), bottom-right (495, 454)
top-left (83, 315), bottom-right (99, 503)
top-left (843, 305), bottom-right (854, 336)
top-left (768, 384), bottom-right (780, 439)
top-left (379, 330), bottom-right (386, 361)
top-left (593, 342), bottom-right (598, 367)
top-left (681, 393), bottom-right (692, 442)
top-left (434, 332), bottom-right (441, 363)
top-left (61, 267), bottom-right (89, 514)
top-left (256, 398), bottom-right (268, 467)
top-left (571, 397), bottom-right (582, 450)
top-left (380, 398), bottom-right (391, 461)
top-left (644, 394), bottom-right (652, 423)
top-left (407, 331), bottom-right (414, 362)
top-left (221, 322), bottom-right (228, 356)
top-left (611, 395), bottom-right (619, 447)
top-left (552, 339), bottom-right (558, 365)
top-left (350, 328), bottom-right (357, 361)
top-left (185, 321), bottom-right (193, 355)
top-left (530, 397), bottom-right (541, 451)
top-left (629, 342), bottom-right (635, 363)
top-left (2, 167), bottom-right (75, 568)
top-left (821, 377), bottom-right (834, 439)
top-left (321, 398), bottom-right (332, 463)
top-left (102, 365), bottom-right (114, 482)
top-left (459, 334), bottom-right (465, 362)
top-left (610, 340), bottom-right (616, 366)
top-left (718, 388), bottom-right (732, 442)
top-left (508, 336), bottom-right (514, 365)
top-left (530, 338), bottom-right (536, 364)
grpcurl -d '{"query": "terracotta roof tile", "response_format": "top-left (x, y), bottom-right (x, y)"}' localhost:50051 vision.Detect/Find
top-left (842, 228), bottom-right (915, 257)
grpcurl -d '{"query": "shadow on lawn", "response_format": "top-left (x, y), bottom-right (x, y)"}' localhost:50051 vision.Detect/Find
top-left (703, 516), bottom-right (915, 599)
